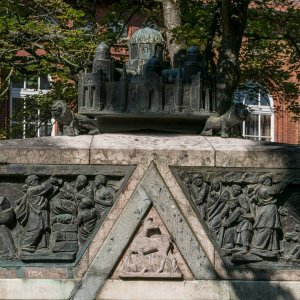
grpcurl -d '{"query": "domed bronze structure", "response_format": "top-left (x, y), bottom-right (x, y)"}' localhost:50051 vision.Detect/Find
top-left (77, 28), bottom-right (217, 133)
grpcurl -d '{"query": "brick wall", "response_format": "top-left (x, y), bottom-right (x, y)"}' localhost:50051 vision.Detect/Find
top-left (274, 96), bottom-right (300, 144)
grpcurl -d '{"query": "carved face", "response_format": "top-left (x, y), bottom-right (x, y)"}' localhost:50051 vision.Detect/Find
top-left (193, 177), bottom-right (203, 187)
top-left (221, 191), bottom-right (230, 202)
top-left (30, 178), bottom-right (40, 187)
top-left (262, 177), bottom-right (272, 186)
top-left (183, 176), bottom-right (192, 185)
top-left (232, 185), bottom-right (242, 197)
top-left (26, 175), bottom-right (40, 187)
top-left (229, 200), bottom-right (237, 210)
top-left (75, 175), bottom-right (88, 190)
top-left (211, 181), bottom-right (221, 192)
top-left (95, 175), bottom-right (107, 187)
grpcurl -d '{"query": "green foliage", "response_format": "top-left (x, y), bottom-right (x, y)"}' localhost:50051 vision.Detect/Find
top-left (1, 0), bottom-right (299, 139)
top-left (172, 0), bottom-right (300, 118)
top-left (0, 0), bottom-right (116, 138)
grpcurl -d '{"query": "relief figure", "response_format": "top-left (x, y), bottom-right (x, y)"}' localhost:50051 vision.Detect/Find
top-left (221, 185), bottom-right (253, 254)
top-left (94, 175), bottom-right (115, 217)
top-left (125, 217), bottom-right (177, 274)
top-left (15, 175), bottom-right (59, 253)
top-left (249, 175), bottom-right (286, 259)
top-left (190, 174), bottom-right (208, 220)
top-left (77, 197), bottom-right (97, 244)
top-left (0, 196), bottom-right (17, 259)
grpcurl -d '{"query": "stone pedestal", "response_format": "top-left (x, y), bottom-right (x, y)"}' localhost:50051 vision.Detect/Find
top-left (0, 134), bottom-right (299, 300)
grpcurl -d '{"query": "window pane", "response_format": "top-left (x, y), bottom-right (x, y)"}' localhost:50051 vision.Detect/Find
top-left (260, 114), bottom-right (271, 137)
top-left (260, 92), bottom-right (270, 106)
top-left (25, 123), bottom-right (37, 138)
top-left (10, 123), bottom-right (24, 139)
top-left (12, 78), bottom-right (25, 89)
top-left (245, 90), bottom-right (259, 105)
top-left (245, 114), bottom-right (259, 136)
top-left (40, 77), bottom-right (51, 90)
top-left (38, 123), bottom-right (52, 137)
top-left (12, 98), bottom-right (24, 115)
top-left (26, 77), bottom-right (38, 89)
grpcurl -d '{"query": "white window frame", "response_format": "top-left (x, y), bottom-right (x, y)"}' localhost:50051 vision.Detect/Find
top-left (241, 90), bottom-right (274, 142)
top-left (10, 76), bottom-right (53, 139)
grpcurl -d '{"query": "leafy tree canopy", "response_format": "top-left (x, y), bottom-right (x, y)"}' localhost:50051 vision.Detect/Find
top-left (173, 0), bottom-right (299, 117)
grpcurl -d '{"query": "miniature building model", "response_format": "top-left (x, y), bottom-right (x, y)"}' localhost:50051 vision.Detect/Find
top-left (78, 27), bottom-right (217, 131)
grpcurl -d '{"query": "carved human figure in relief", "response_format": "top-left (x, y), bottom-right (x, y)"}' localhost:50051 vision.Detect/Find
top-left (221, 185), bottom-right (254, 254)
top-left (15, 175), bottom-right (59, 253)
top-left (249, 175), bottom-right (286, 259)
top-left (74, 175), bottom-right (93, 205)
top-left (207, 178), bottom-right (224, 222)
top-left (50, 183), bottom-right (77, 225)
top-left (190, 174), bottom-right (209, 220)
top-left (0, 196), bottom-right (17, 259)
top-left (208, 190), bottom-right (231, 245)
top-left (77, 197), bottom-right (97, 245)
top-left (93, 175), bottom-right (114, 218)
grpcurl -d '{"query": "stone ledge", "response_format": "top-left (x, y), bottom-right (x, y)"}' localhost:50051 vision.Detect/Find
top-left (1, 134), bottom-right (299, 167)
top-left (0, 279), bottom-right (75, 300)
top-left (205, 136), bottom-right (300, 168)
top-left (97, 279), bottom-right (300, 300)
top-left (0, 136), bottom-right (92, 164)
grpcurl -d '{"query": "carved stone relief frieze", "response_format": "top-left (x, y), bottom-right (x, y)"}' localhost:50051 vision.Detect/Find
top-left (0, 164), bottom-right (134, 265)
top-left (173, 167), bottom-right (300, 268)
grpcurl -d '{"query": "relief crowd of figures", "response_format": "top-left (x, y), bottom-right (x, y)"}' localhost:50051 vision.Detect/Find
top-left (0, 174), bottom-right (118, 261)
top-left (181, 172), bottom-right (299, 263)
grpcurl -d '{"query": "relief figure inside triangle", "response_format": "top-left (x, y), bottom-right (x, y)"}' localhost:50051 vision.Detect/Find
top-left (173, 167), bottom-right (300, 267)
top-left (115, 208), bottom-right (185, 279)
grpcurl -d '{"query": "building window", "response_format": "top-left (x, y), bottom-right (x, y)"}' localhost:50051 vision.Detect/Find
top-left (10, 76), bottom-right (53, 139)
top-left (234, 84), bottom-right (274, 142)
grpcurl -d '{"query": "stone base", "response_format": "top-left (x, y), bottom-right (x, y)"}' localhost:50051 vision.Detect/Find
top-left (231, 253), bottom-right (263, 263)
top-left (97, 280), bottom-right (300, 300)
top-left (119, 272), bottom-right (182, 279)
top-left (0, 134), bottom-right (300, 300)
top-left (21, 252), bottom-right (76, 262)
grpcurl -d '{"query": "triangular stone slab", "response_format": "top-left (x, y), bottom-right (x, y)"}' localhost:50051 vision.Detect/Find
top-left (71, 162), bottom-right (216, 300)
top-left (112, 207), bottom-right (192, 279)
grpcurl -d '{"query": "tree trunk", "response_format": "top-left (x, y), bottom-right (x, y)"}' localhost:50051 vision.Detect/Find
top-left (162, 0), bottom-right (184, 66)
top-left (216, 0), bottom-right (250, 115)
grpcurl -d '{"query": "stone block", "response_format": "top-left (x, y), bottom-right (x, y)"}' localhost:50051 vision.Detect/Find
top-left (205, 137), bottom-right (300, 168)
top-left (0, 278), bottom-right (75, 299)
top-left (24, 268), bottom-right (69, 279)
top-left (52, 241), bottom-right (78, 253)
top-left (90, 134), bottom-right (215, 166)
top-left (52, 223), bottom-right (78, 232)
top-left (0, 136), bottom-right (92, 164)
top-left (66, 232), bottom-right (78, 241)
top-left (51, 232), bottom-right (66, 242)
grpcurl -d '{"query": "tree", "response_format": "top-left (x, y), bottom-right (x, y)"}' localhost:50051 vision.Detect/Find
top-left (0, 0), bottom-right (162, 137)
top-left (1, 0), bottom-right (299, 138)
top-left (169, 0), bottom-right (300, 116)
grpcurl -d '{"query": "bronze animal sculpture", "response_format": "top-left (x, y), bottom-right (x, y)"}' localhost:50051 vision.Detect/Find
top-left (51, 100), bottom-right (99, 136)
top-left (201, 103), bottom-right (249, 138)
